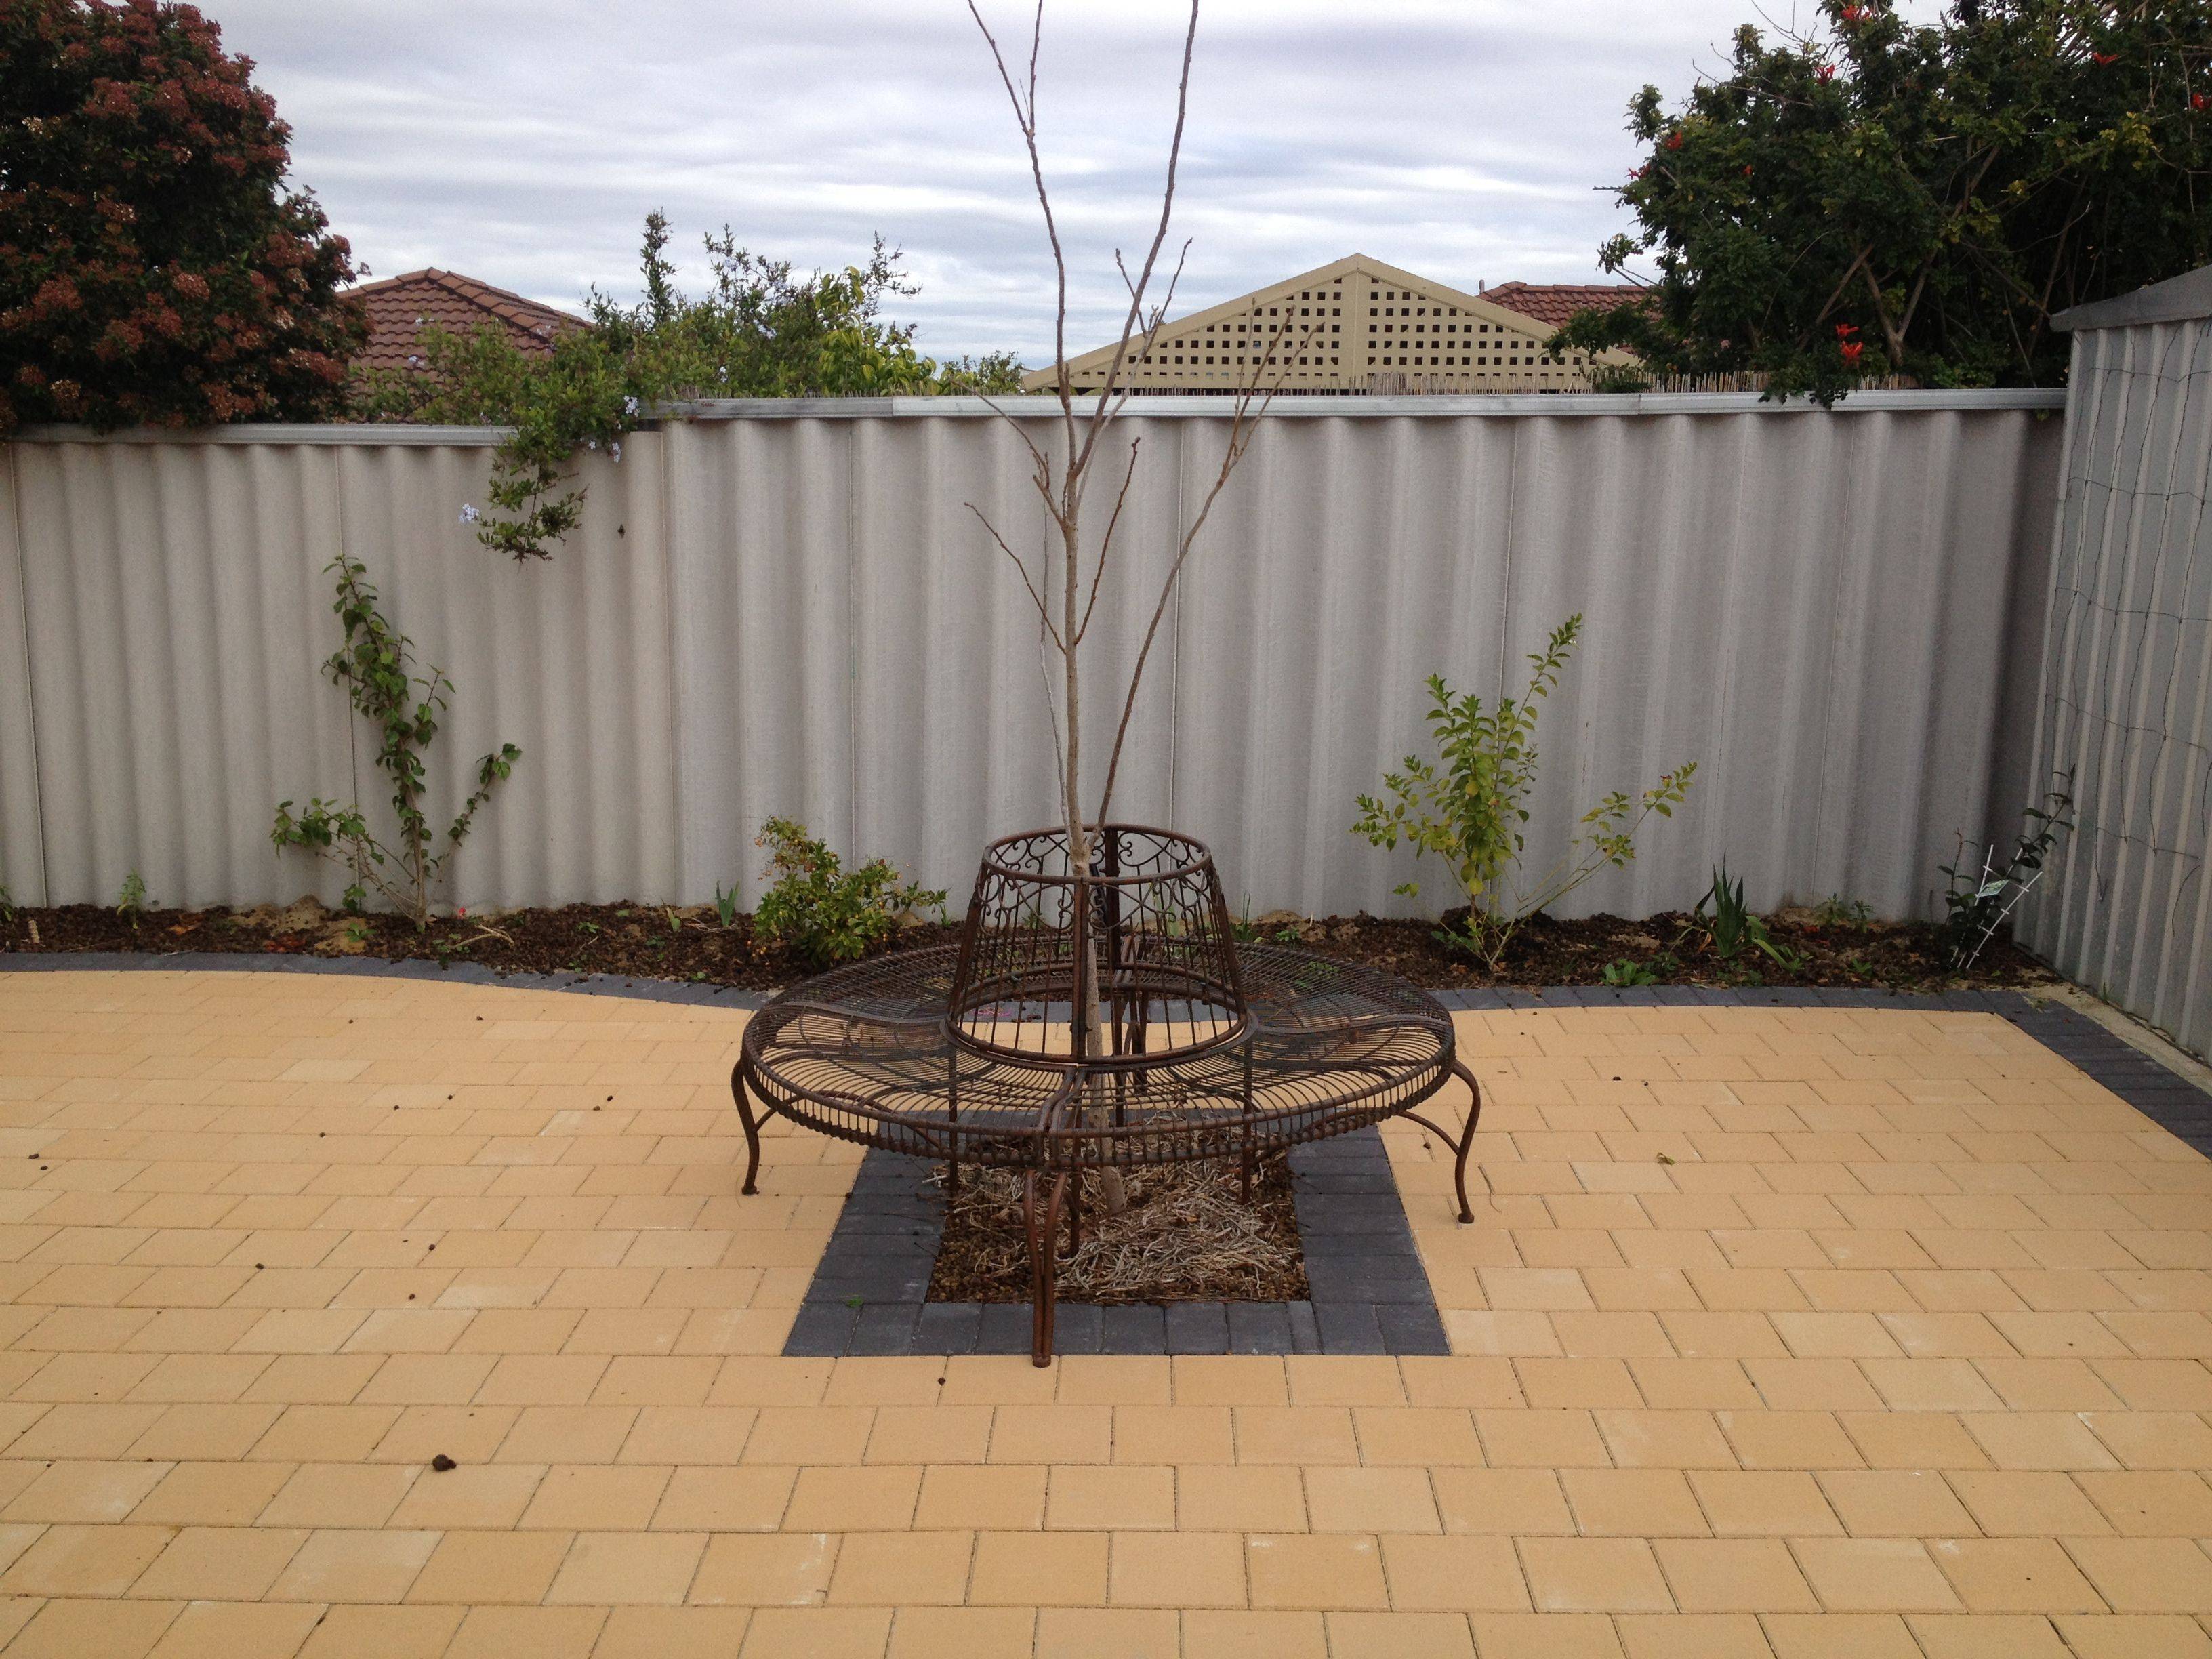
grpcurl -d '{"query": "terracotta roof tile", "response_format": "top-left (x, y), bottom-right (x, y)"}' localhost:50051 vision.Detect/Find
top-left (348, 269), bottom-right (588, 374)
top-left (1480, 282), bottom-right (1647, 330)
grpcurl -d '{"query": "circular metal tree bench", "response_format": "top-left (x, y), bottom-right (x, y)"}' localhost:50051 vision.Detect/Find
top-left (733, 826), bottom-right (1481, 1364)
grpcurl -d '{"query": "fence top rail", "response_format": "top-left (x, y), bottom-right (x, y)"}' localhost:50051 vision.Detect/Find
top-left (8, 386), bottom-right (2065, 445)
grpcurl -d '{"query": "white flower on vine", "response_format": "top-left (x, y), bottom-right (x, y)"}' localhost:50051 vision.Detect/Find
top-left (458, 504), bottom-right (481, 524)
top-left (622, 395), bottom-right (640, 417)
top-left (610, 441), bottom-right (623, 464)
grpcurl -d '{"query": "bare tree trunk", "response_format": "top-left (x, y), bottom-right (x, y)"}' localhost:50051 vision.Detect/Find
top-left (964, 0), bottom-right (1295, 1215)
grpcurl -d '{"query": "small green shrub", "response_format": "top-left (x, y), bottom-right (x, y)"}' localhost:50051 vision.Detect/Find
top-left (115, 870), bottom-right (148, 925)
top-left (1601, 958), bottom-right (1660, 987)
top-left (1814, 894), bottom-right (1875, 928)
top-left (1941, 789), bottom-right (2074, 970)
top-left (1351, 615), bottom-right (1696, 972)
top-left (272, 553), bottom-right (522, 930)
top-left (751, 817), bottom-right (945, 971)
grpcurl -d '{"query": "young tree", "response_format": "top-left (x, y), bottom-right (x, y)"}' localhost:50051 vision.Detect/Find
top-left (0, 0), bottom-right (365, 435)
top-left (964, 0), bottom-right (1305, 1208)
top-left (1553, 0), bottom-right (2212, 399)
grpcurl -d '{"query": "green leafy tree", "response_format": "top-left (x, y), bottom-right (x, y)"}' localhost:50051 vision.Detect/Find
top-left (1554, 0), bottom-right (2212, 400)
top-left (1, 0), bottom-right (365, 434)
top-left (351, 213), bottom-right (1024, 560)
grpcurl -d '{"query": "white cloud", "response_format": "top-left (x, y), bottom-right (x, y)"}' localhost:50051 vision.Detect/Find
top-left (207, 0), bottom-right (1890, 362)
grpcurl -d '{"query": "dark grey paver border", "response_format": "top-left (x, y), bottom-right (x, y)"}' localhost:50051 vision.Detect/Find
top-left (0, 949), bottom-right (772, 1010)
top-left (784, 1126), bottom-right (1452, 1360)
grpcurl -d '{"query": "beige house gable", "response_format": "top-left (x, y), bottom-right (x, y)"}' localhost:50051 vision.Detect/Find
top-left (1020, 253), bottom-right (1624, 394)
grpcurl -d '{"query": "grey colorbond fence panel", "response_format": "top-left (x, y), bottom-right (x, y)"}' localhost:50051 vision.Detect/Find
top-left (0, 447), bottom-right (41, 906)
top-left (1, 392), bottom-right (2060, 927)
top-left (2027, 306), bottom-right (2212, 1054)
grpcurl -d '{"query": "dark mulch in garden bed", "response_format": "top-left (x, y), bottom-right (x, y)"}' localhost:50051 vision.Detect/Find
top-left (0, 897), bottom-right (962, 991)
top-left (0, 896), bottom-right (2054, 994)
top-left (927, 1155), bottom-right (1308, 1305)
top-left (1275, 905), bottom-right (2058, 992)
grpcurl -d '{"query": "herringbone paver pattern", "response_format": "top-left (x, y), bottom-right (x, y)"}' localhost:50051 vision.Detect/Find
top-left (0, 969), bottom-right (2207, 1657)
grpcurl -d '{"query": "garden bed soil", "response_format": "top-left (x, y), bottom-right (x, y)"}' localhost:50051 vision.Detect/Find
top-left (0, 896), bottom-right (2057, 994)
top-left (926, 1156), bottom-right (1309, 1305)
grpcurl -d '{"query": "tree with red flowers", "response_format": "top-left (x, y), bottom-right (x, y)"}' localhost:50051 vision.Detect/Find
top-left (0, 0), bottom-right (364, 435)
top-left (1554, 0), bottom-right (2212, 398)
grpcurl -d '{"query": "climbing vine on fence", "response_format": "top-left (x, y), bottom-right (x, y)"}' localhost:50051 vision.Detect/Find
top-left (271, 553), bottom-right (521, 927)
top-left (349, 214), bottom-right (1025, 562)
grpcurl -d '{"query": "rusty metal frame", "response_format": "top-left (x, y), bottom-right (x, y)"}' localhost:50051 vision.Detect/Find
top-left (734, 829), bottom-right (1481, 1364)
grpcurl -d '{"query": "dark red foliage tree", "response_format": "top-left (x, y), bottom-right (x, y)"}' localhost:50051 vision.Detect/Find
top-left (0, 0), bottom-right (365, 434)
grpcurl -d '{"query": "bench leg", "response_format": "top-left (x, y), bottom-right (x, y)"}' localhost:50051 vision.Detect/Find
top-left (1447, 1061), bottom-right (1482, 1224)
top-left (1404, 1063), bottom-right (1483, 1225)
top-left (731, 1061), bottom-right (763, 1198)
top-left (1023, 1169), bottom-right (1070, 1367)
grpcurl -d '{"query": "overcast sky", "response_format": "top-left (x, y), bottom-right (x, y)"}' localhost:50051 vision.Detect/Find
top-left (207, 0), bottom-right (1860, 364)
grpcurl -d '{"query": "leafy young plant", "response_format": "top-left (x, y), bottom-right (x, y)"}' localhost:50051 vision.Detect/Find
top-left (713, 882), bottom-right (741, 930)
top-left (272, 553), bottom-right (522, 930)
top-left (1601, 958), bottom-right (1662, 987)
top-left (750, 817), bottom-right (945, 972)
top-left (1940, 787), bottom-right (2074, 970)
top-left (1351, 615), bottom-right (1697, 972)
top-left (1814, 893), bottom-right (1875, 928)
top-left (115, 869), bottom-right (148, 926)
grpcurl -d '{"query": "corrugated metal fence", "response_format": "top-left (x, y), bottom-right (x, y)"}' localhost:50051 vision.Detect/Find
top-left (1, 391), bottom-right (2062, 923)
top-left (2026, 271), bottom-right (2212, 1054)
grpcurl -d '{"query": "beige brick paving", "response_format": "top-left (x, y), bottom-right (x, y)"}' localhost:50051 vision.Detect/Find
top-left (0, 972), bottom-right (2207, 1654)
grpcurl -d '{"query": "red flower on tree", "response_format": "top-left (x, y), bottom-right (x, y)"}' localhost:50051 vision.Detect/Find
top-left (1841, 341), bottom-right (1864, 366)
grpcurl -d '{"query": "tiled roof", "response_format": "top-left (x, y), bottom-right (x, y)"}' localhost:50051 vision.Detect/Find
top-left (1479, 282), bottom-right (1647, 330)
top-left (348, 269), bottom-right (588, 373)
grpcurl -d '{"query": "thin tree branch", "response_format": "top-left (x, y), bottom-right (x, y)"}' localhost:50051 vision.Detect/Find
top-left (966, 1), bottom-right (1078, 472)
top-left (1075, 436), bottom-right (1141, 649)
top-left (1070, 3), bottom-right (1200, 481)
top-left (1092, 323), bottom-right (1302, 825)
top-left (965, 501), bottom-right (1065, 651)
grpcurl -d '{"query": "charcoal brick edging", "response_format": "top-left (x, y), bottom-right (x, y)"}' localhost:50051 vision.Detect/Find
top-left (0, 949), bottom-right (774, 1010)
top-left (785, 1126), bottom-right (1450, 1360)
